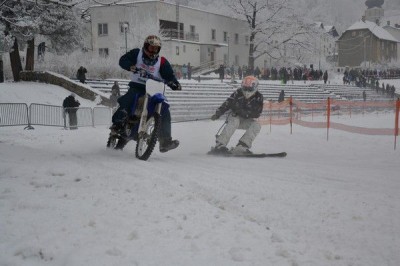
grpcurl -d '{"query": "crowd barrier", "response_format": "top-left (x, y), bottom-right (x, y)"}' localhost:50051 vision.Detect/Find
top-left (259, 97), bottom-right (400, 149)
top-left (0, 103), bottom-right (112, 129)
top-left (1, 98), bottom-right (399, 149)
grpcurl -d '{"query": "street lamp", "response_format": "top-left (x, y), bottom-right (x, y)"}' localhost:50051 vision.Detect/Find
top-left (122, 23), bottom-right (129, 53)
top-left (227, 36), bottom-right (230, 66)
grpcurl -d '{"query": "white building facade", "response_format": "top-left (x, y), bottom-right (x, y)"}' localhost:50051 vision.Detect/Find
top-left (88, 0), bottom-right (256, 70)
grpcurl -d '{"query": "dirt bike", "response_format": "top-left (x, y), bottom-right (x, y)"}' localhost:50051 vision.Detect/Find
top-left (106, 71), bottom-right (167, 161)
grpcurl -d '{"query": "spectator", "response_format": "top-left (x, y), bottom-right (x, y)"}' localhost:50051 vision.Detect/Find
top-left (181, 64), bottom-right (188, 79)
top-left (63, 93), bottom-right (80, 130)
top-left (110, 81), bottom-right (121, 108)
top-left (218, 64), bottom-right (225, 82)
top-left (76, 66), bottom-right (87, 84)
top-left (362, 90), bottom-right (366, 102)
top-left (278, 89), bottom-right (285, 103)
top-left (187, 62), bottom-right (192, 80)
top-left (254, 66), bottom-right (261, 79)
top-left (238, 66), bottom-right (243, 80)
top-left (323, 70), bottom-right (328, 84)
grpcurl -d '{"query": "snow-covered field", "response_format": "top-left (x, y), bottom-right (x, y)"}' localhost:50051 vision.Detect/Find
top-left (1, 81), bottom-right (399, 266)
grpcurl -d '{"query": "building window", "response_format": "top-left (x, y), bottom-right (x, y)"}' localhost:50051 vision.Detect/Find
top-left (120, 22), bottom-right (129, 34)
top-left (211, 29), bottom-right (216, 41)
top-left (183, 45), bottom-right (186, 53)
top-left (190, 25), bottom-right (195, 34)
top-left (99, 48), bottom-right (109, 57)
top-left (235, 55), bottom-right (239, 65)
top-left (245, 36), bottom-right (249, 45)
top-left (223, 31), bottom-right (228, 42)
top-left (351, 31), bottom-right (356, 37)
top-left (176, 46), bottom-right (179, 55)
top-left (98, 23), bottom-right (108, 36)
top-left (234, 33), bottom-right (239, 44)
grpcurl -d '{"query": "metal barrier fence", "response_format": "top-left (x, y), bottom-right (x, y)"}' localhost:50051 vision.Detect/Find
top-left (0, 103), bottom-right (29, 127)
top-left (30, 103), bottom-right (65, 127)
top-left (0, 103), bottom-right (112, 128)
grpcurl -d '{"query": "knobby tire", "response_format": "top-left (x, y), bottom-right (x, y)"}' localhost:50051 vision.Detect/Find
top-left (135, 113), bottom-right (161, 160)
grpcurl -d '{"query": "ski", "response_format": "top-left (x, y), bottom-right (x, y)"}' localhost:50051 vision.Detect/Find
top-left (207, 149), bottom-right (287, 158)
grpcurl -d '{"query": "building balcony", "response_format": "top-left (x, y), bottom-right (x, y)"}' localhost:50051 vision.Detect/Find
top-left (162, 29), bottom-right (199, 42)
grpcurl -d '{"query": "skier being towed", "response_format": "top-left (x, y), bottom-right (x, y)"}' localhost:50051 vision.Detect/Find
top-left (211, 75), bottom-right (264, 155)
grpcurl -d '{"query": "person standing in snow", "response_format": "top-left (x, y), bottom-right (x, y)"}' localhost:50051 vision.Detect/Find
top-left (210, 75), bottom-right (264, 155)
top-left (76, 66), bottom-right (87, 84)
top-left (110, 81), bottom-right (121, 108)
top-left (63, 93), bottom-right (80, 129)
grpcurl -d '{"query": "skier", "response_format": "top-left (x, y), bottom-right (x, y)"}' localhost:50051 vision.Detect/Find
top-left (210, 75), bottom-right (264, 155)
top-left (110, 35), bottom-right (181, 152)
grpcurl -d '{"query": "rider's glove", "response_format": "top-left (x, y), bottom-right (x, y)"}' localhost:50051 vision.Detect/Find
top-left (211, 114), bottom-right (219, 120)
top-left (130, 66), bottom-right (137, 72)
top-left (167, 81), bottom-right (182, 91)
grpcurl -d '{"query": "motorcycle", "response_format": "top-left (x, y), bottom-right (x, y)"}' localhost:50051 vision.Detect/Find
top-left (107, 70), bottom-right (167, 161)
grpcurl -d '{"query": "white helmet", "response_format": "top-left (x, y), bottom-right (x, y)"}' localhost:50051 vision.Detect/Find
top-left (241, 75), bottom-right (259, 98)
top-left (143, 35), bottom-right (162, 59)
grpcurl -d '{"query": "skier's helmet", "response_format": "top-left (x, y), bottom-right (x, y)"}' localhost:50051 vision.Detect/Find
top-left (241, 75), bottom-right (259, 98)
top-left (143, 35), bottom-right (162, 60)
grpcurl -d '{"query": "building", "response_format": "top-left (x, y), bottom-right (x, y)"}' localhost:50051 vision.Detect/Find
top-left (383, 21), bottom-right (400, 62)
top-left (315, 22), bottom-right (340, 65)
top-left (88, 0), bottom-right (258, 71)
top-left (337, 0), bottom-right (399, 68)
top-left (337, 19), bottom-right (398, 67)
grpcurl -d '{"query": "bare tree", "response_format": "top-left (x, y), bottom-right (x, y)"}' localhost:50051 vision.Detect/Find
top-left (226, 0), bottom-right (315, 70)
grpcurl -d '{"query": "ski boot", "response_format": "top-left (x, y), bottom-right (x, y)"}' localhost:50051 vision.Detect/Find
top-left (159, 138), bottom-right (180, 153)
top-left (231, 141), bottom-right (252, 155)
top-left (210, 143), bottom-right (229, 154)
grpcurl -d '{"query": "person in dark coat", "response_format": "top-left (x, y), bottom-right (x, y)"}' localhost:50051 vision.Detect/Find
top-left (110, 81), bottom-right (121, 108)
top-left (218, 64), bottom-right (225, 82)
top-left (323, 70), bottom-right (328, 84)
top-left (110, 35), bottom-right (181, 153)
top-left (210, 76), bottom-right (263, 155)
top-left (278, 89), bottom-right (285, 103)
top-left (63, 93), bottom-right (80, 129)
top-left (76, 66), bottom-right (87, 84)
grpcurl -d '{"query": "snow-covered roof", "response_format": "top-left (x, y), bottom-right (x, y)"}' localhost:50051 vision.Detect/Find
top-left (346, 20), bottom-right (398, 42)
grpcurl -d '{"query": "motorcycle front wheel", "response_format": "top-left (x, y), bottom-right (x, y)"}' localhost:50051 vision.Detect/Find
top-left (135, 113), bottom-right (161, 160)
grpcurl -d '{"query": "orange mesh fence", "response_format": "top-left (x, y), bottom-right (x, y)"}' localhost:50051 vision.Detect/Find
top-left (259, 98), bottom-right (400, 149)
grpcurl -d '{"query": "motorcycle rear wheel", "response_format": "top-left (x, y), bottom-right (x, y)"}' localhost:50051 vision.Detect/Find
top-left (135, 113), bottom-right (161, 160)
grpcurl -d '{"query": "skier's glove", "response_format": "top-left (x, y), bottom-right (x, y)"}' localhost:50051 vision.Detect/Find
top-left (211, 114), bottom-right (219, 120)
top-left (167, 81), bottom-right (182, 91)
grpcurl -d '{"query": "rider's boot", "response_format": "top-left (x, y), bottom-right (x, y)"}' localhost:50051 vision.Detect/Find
top-left (115, 137), bottom-right (128, 150)
top-left (159, 137), bottom-right (179, 153)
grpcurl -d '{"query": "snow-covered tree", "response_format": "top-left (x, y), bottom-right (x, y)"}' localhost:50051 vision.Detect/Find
top-left (0, 0), bottom-right (83, 81)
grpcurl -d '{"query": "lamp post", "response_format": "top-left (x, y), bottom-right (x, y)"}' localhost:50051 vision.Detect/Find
top-left (227, 36), bottom-right (230, 66)
top-left (122, 23), bottom-right (129, 53)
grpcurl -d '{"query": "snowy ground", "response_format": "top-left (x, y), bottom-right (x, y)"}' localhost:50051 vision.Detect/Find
top-left (0, 81), bottom-right (399, 266)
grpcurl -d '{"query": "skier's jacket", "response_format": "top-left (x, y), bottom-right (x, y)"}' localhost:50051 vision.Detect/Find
top-left (215, 89), bottom-right (264, 119)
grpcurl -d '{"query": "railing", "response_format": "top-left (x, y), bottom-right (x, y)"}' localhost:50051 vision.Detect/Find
top-left (0, 103), bottom-right (112, 129)
top-left (162, 29), bottom-right (199, 42)
top-left (1, 90), bottom-right (398, 149)
top-left (0, 103), bottom-right (29, 127)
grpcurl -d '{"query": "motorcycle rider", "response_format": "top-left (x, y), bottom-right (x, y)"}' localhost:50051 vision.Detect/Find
top-left (110, 35), bottom-right (181, 152)
top-left (210, 75), bottom-right (264, 154)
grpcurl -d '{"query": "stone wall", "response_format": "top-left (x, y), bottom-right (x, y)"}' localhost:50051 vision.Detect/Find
top-left (20, 71), bottom-right (113, 107)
